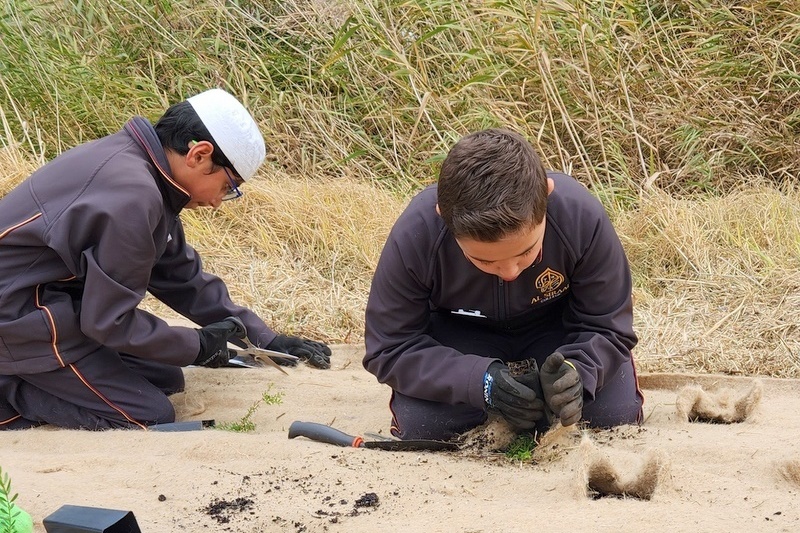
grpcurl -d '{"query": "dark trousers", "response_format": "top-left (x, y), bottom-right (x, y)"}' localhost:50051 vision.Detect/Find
top-left (389, 313), bottom-right (643, 440)
top-left (0, 346), bottom-right (184, 430)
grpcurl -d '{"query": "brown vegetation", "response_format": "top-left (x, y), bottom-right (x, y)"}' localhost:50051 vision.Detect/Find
top-left (1, 142), bottom-right (798, 378)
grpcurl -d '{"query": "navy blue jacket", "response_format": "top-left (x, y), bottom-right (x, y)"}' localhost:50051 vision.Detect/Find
top-left (363, 172), bottom-right (637, 409)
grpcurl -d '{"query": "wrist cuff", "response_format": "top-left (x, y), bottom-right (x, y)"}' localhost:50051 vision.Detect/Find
top-left (483, 371), bottom-right (494, 407)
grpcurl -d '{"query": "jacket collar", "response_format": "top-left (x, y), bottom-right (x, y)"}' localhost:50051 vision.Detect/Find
top-left (124, 117), bottom-right (191, 213)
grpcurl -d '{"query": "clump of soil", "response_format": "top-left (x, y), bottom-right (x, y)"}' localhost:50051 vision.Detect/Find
top-left (458, 416), bottom-right (581, 464)
top-left (580, 437), bottom-right (668, 501)
top-left (458, 416), bottom-right (518, 454)
top-left (507, 358), bottom-right (538, 376)
top-left (531, 423), bottom-right (580, 464)
top-left (676, 380), bottom-right (762, 423)
top-left (354, 492), bottom-right (379, 508)
top-left (203, 496), bottom-right (255, 524)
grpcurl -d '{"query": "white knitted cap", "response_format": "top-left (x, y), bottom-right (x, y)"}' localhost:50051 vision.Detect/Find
top-left (187, 88), bottom-right (266, 181)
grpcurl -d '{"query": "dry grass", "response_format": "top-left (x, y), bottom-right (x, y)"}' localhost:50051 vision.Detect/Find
top-left (172, 169), bottom-right (403, 342)
top-left (580, 436), bottom-right (669, 501)
top-left (0, 111), bottom-right (41, 196)
top-left (616, 187), bottom-right (800, 377)
top-left (1, 143), bottom-right (799, 378)
top-left (0, 145), bottom-right (32, 197)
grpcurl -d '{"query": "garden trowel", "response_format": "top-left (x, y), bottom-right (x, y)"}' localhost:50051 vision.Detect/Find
top-left (288, 420), bottom-right (459, 452)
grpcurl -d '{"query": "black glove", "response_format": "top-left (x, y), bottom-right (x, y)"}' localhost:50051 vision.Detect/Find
top-left (540, 352), bottom-right (583, 426)
top-left (511, 359), bottom-right (556, 428)
top-left (483, 362), bottom-right (545, 429)
top-left (267, 334), bottom-right (331, 369)
top-left (509, 359), bottom-right (545, 400)
top-left (194, 319), bottom-right (242, 368)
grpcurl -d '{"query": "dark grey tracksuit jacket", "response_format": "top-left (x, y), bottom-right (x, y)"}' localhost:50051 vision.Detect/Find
top-left (0, 117), bottom-right (276, 375)
top-left (364, 173), bottom-right (638, 410)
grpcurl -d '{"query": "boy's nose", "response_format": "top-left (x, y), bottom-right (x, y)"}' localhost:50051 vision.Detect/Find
top-left (497, 263), bottom-right (521, 281)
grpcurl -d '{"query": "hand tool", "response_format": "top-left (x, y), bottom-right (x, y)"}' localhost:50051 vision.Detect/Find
top-left (226, 316), bottom-right (299, 374)
top-left (148, 419), bottom-right (215, 432)
top-left (288, 420), bottom-right (459, 452)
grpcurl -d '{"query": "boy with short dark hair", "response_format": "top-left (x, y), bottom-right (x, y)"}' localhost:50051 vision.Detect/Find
top-left (364, 128), bottom-right (642, 440)
top-left (0, 89), bottom-right (330, 430)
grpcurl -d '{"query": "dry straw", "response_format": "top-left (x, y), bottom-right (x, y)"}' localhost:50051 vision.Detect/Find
top-left (615, 187), bottom-right (800, 377)
top-left (675, 380), bottom-right (763, 423)
top-left (1, 141), bottom-right (799, 377)
top-left (579, 436), bottom-right (669, 501)
top-left (2, 0), bottom-right (800, 374)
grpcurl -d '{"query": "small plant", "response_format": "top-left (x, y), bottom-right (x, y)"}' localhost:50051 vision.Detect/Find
top-left (504, 433), bottom-right (539, 462)
top-left (0, 466), bottom-right (20, 533)
top-left (217, 385), bottom-right (284, 433)
top-left (261, 387), bottom-right (284, 406)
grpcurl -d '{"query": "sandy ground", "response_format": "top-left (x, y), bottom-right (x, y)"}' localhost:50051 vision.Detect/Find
top-left (3, 344), bottom-right (800, 533)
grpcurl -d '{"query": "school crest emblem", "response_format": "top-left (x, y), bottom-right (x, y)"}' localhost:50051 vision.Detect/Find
top-left (535, 268), bottom-right (564, 293)
top-left (531, 267), bottom-right (569, 304)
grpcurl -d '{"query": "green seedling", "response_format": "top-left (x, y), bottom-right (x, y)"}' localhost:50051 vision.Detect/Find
top-left (504, 433), bottom-right (539, 463)
top-left (261, 388), bottom-right (284, 405)
top-left (217, 385), bottom-right (284, 433)
top-left (0, 466), bottom-right (33, 533)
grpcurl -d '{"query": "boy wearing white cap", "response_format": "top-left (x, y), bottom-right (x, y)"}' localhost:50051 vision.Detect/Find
top-left (0, 89), bottom-right (330, 430)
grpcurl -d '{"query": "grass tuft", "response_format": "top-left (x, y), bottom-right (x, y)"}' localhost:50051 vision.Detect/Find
top-left (217, 385), bottom-right (284, 433)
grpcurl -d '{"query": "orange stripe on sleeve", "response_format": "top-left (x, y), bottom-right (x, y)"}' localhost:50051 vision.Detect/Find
top-left (0, 213), bottom-right (42, 240)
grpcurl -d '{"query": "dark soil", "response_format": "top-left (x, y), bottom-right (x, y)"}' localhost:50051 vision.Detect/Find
top-left (354, 492), bottom-right (379, 508)
top-left (203, 496), bottom-right (255, 524)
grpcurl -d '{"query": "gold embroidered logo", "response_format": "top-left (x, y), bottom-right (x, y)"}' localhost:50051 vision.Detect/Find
top-left (535, 268), bottom-right (565, 293)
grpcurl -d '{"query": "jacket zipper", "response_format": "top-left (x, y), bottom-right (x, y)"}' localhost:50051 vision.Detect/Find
top-left (497, 278), bottom-right (507, 327)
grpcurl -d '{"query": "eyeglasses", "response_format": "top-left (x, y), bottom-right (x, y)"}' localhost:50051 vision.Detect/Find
top-left (222, 167), bottom-right (243, 201)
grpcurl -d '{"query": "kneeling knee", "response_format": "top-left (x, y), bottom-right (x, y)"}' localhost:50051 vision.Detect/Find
top-left (150, 397), bottom-right (177, 425)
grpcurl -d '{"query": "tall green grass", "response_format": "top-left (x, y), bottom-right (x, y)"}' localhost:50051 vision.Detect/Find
top-left (2, 0), bottom-right (799, 194)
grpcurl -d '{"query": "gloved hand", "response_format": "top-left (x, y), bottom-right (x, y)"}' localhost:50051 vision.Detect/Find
top-left (540, 352), bottom-right (583, 426)
top-left (267, 334), bottom-right (331, 369)
top-left (483, 362), bottom-right (545, 429)
top-left (194, 319), bottom-right (242, 368)
top-left (511, 359), bottom-right (556, 428)
top-left (509, 359), bottom-right (545, 400)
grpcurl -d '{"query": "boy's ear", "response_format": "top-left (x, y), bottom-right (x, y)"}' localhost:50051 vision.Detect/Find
top-left (547, 177), bottom-right (555, 195)
top-left (435, 203), bottom-right (441, 216)
top-left (186, 140), bottom-right (214, 168)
